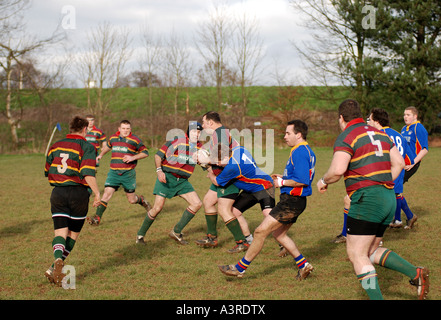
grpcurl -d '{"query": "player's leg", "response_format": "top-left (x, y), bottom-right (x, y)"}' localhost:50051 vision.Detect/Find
top-left (87, 186), bottom-right (116, 225)
top-left (136, 194), bottom-right (166, 244)
top-left (195, 189), bottom-right (219, 247)
top-left (172, 191), bottom-right (202, 236)
top-left (218, 196), bottom-right (248, 253)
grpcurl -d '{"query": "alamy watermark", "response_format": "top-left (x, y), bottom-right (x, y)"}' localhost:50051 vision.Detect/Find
top-left (61, 265), bottom-right (76, 289)
top-left (362, 5), bottom-right (376, 30)
top-left (61, 5), bottom-right (76, 30)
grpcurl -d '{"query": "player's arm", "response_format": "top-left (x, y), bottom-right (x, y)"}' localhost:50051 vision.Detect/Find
top-left (154, 154), bottom-right (166, 183)
top-left (97, 142), bottom-right (111, 160)
top-left (317, 151), bottom-right (351, 193)
top-left (390, 145), bottom-right (405, 181)
top-left (84, 175), bottom-right (101, 207)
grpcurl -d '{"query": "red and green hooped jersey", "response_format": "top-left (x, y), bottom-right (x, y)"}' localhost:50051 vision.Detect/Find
top-left (107, 132), bottom-right (149, 173)
top-left (400, 121), bottom-right (429, 165)
top-left (45, 134), bottom-right (96, 187)
top-left (334, 118), bottom-right (394, 197)
top-left (86, 126), bottom-right (106, 151)
top-left (157, 136), bottom-right (202, 179)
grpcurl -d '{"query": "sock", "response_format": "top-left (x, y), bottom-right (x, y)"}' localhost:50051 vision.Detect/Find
top-left (137, 212), bottom-right (155, 237)
top-left (245, 234), bottom-right (253, 243)
top-left (225, 217), bottom-right (246, 242)
top-left (235, 257), bottom-right (251, 273)
top-left (95, 201), bottom-right (108, 218)
top-left (63, 237), bottom-right (76, 260)
top-left (294, 254), bottom-right (307, 269)
top-left (357, 270), bottom-right (383, 300)
top-left (52, 236), bottom-right (66, 260)
top-left (395, 195), bottom-right (403, 221)
top-left (400, 196), bottom-right (414, 220)
top-left (341, 208), bottom-right (348, 236)
top-left (174, 208), bottom-right (196, 234)
top-left (378, 249), bottom-right (418, 279)
top-left (205, 212), bottom-right (218, 237)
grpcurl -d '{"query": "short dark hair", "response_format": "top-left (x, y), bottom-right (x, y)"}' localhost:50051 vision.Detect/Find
top-left (339, 99), bottom-right (362, 122)
top-left (69, 116), bottom-right (89, 133)
top-left (405, 106), bottom-right (418, 116)
top-left (287, 119), bottom-right (308, 140)
top-left (203, 111), bottom-right (221, 124)
top-left (370, 108), bottom-right (390, 127)
top-left (120, 120), bottom-right (131, 126)
top-left (85, 114), bottom-right (95, 119)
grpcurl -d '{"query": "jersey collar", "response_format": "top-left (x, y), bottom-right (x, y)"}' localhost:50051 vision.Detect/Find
top-left (344, 118), bottom-right (365, 130)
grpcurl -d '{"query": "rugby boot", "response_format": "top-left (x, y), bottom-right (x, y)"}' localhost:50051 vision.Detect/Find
top-left (409, 267), bottom-right (429, 300)
top-left (168, 230), bottom-right (188, 245)
top-left (296, 262), bottom-right (314, 281)
top-left (195, 234), bottom-right (218, 248)
top-left (218, 264), bottom-right (245, 278)
top-left (227, 240), bottom-right (249, 254)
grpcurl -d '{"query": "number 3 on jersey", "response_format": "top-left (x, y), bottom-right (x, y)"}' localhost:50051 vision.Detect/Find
top-left (57, 153), bottom-right (69, 173)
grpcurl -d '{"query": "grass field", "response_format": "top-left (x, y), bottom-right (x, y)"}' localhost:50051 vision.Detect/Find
top-left (0, 146), bottom-right (439, 302)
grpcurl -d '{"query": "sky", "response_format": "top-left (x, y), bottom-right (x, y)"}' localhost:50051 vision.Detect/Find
top-left (23, 0), bottom-right (315, 87)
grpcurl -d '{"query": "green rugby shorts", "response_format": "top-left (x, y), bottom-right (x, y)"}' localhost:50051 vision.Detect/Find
top-left (153, 172), bottom-right (195, 199)
top-left (348, 185), bottom-right (396, 225)
top-left (104, 169), bottom-right (137, 193)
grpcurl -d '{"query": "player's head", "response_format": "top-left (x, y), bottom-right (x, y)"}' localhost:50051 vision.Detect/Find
top-left (404, 106), bottom-right (418, 125)
top-left (338, 99), bottom-right (363, 125)
top-left (119, 120), bottom-right (132, 137)
top-left (368, 108), bottom-right (390, 128)
top-left (70, 116), bottom-right (89, 136)
top-left (85, 114), bottom-right (95, 128)
top-left (187, 121), bottom-right (203, 142)
top-left (285, 120), bottom-right (308, 147)
top-left (202, 111), bottom-right (221, 130)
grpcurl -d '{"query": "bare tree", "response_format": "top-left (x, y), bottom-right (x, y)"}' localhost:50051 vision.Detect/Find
top-left (138, 24), bottom-right (163, 145)
top-left (195, 0), bottom-right (233, 109)
top-left (0, 0), bottom-right (64, 148)
top-left (165, 28), bottom-right (191, 127)
top-left (76, 21), bottom-right (132, 125)
top-left (231, 11), bottom-right (264, 128)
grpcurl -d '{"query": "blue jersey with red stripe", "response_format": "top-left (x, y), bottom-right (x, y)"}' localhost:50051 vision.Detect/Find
top-left (383, 127), bottom-right (407, 194)
top-left (281, 142), bottom-right (316, 197)
top-left (401, 121), bottom-right (428, 165)
top-left (215, 146), bottom-right (273, 193)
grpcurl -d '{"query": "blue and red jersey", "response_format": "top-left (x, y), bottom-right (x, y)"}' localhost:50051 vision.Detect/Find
top-left (401, 121), bottom-right (428, 165)
top-left (281, 141), bottom-right (316, 197)
top-left (215, 146), bottom-right (273, 193)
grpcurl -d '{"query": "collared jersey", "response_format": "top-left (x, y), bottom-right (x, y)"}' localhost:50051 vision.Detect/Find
top-left (382, 127), bottom-right (408, 194)
top-left (157, 135), bottom-right (202, 179)
top-left (107, 131), bottom-right (149, 173)
top-left (280, 141), bottom-right (316, 197)
top-left (216, 146), bottom-right (273, 193)
top-left (45, 134), bottom-right (96, 187)
top-left (334, 118), bottom-right (394, 196)
top-left (401, 121), bottom-right (428, 165)
top-left (86, 126), bottom-right (106, 151)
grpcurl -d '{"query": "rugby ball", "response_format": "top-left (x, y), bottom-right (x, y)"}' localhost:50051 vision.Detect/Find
top-left (197, 149), bottom-right (211, 168)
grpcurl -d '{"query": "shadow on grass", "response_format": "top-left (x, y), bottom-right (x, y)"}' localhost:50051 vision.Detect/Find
top-left (0, 218), bottom-right (47, 238)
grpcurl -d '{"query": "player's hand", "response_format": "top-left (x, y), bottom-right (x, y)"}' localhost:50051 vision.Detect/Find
top-left (157, 171), bottom-right (166, 183)
top-left (404, 164), bottom-right (415, 171)
top-left (92, 194), bottom-right (101, 207)
top-left (122, 155), bottom-right (134, 163)
top-left (317, 179), bottom-right (328, 194)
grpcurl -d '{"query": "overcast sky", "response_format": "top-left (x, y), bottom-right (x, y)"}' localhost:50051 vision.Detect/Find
top-left (24, 0), bottom-right (315, 87)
